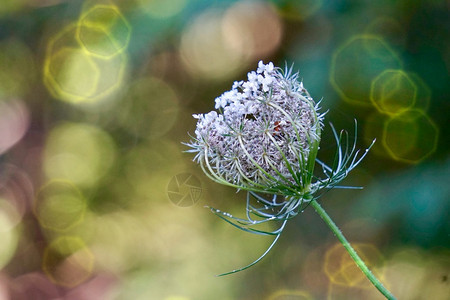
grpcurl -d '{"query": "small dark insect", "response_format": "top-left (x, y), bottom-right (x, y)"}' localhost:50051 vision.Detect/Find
top-left (442, 275), bottom-right (448, 282)
top-left (274, 121), bottom-right (282, 132)
top-left (273, 120), bottom-right (290, 142)
top-left (274, 120), bottom-right (290, 132)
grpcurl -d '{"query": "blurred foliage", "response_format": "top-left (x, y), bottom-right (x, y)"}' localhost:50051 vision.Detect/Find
top-left (0, 0), bottom-right (448, 299)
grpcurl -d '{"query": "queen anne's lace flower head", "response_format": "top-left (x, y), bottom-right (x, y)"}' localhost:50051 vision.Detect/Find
top-left (187, 61), bottom-right (325, 197)
top-left (185, 61), bottom-right (375, 276)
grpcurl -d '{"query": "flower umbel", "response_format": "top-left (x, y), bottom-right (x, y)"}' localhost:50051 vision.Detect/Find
top-left (188, 61), bottom-right (325, 197)
top-left (185, 62), bottom-right (395, 299)
top-left (186, 61), bottom-right (372, 269)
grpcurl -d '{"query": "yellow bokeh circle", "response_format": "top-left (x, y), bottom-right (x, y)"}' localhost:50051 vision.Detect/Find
top-left (330, 35), bottom-right (402, 106)
top-left (45, 47), bottom-right (100, 100)
top-left (382, 109), bottom-right (439, 163)
top-left (43, 24), bottom-right (128, 104)
top-left (44, 122), bottom-right (117, 187)
top-left (371, 69), bottom-right (417, 115)
top-left (42, 236), bottom-right (94, 287)
top-left (34, 180), bottom-right (86, 231)
top-left (324, 243), bottom-right (384, 288)
top-left (77, 4), bottom-right (131, 58)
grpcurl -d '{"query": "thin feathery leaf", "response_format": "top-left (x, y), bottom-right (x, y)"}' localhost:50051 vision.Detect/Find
top-left (217, 219), bottom-right (288, 276)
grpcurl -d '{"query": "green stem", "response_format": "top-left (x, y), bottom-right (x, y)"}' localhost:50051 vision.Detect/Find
top-left (310, 199), bottom-right (396, 300)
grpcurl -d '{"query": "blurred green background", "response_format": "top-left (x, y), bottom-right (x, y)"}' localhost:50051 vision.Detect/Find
top-left (0, 0), bottom-right (448, 299)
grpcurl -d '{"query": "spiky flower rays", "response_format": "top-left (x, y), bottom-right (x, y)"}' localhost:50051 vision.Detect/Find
top-left (314, 122), bottom-right (376, 196)
top-left (204, 123), bottom-right (374, 275)
top-left (187, 61), bottom-right (325, 197)
top-left (208, 192), bottom-right (295, 275)
top-left (186, 61), bottom-right (374, 275)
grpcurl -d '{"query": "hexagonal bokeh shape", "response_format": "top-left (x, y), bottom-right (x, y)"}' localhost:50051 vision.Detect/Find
top-left (42, 236), bottom-right (94, 287)
top-left (45, 47), bottom-right (100, 100)
top-left (77, 4), bottom-right (131, 58)
top-left (383, 109), bottom-right (439, 163)
top-left (324, 243), bottom-right (384, 288)
top-left (371, 69), bottom-right (417, 115)
top-left (34, 180), bottom-right (86, 231)
top-left (43, 24), bottom-right (128, 104)
top-left (330, 35), bottom-right (402, 106)
top-left (87, 50), bottom-right (128, 101)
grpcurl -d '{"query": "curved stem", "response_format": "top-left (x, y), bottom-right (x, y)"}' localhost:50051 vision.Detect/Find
top-left (310, 199), bottom-right (396, 300)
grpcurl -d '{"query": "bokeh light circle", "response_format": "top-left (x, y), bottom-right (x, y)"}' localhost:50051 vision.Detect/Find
top-left (77, 4), bottom-right (131, 58)
top-left (383, 248), bottom-right (450, 299)
top-left (42, 236), bottom-right (94, 287)
top-left (324, 243), bottom-right (384, 288)
top-left (371, 69), bottom-right (417, 115)
top-left (0, 164), bottom-right (34, 225)
top-left (180, 9), bottom-right (245, 80)
top-left (9, 272), bottom-right (61, 299)
top-left (222, 1), bottom-right (283, 60)
top-left (120, 77), bottom-right (180, 139)
top-left (34, 180), bottom-right (86, 231)
top-left (44, 122), bottom-right (117, 187)
top-left (46, 47), bottom-right (100, 99)
top-left (0, 99), bottom-right (29, 155)
top-left (382, 109), bottom-right (439, 163)
top-left (124, 139), bottom-right (187, 201)
top-left (44, 24), bottom-right (128, 104)
top-left (330, 35), bottom-right (402, 106)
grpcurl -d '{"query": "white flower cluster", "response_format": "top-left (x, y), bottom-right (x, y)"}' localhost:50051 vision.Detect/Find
top-left (188, 61), bottom-right (323, 191)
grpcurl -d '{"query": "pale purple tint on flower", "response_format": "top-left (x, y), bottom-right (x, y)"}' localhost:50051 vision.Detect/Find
top-left (188, 61), bottom-right (323, 188)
